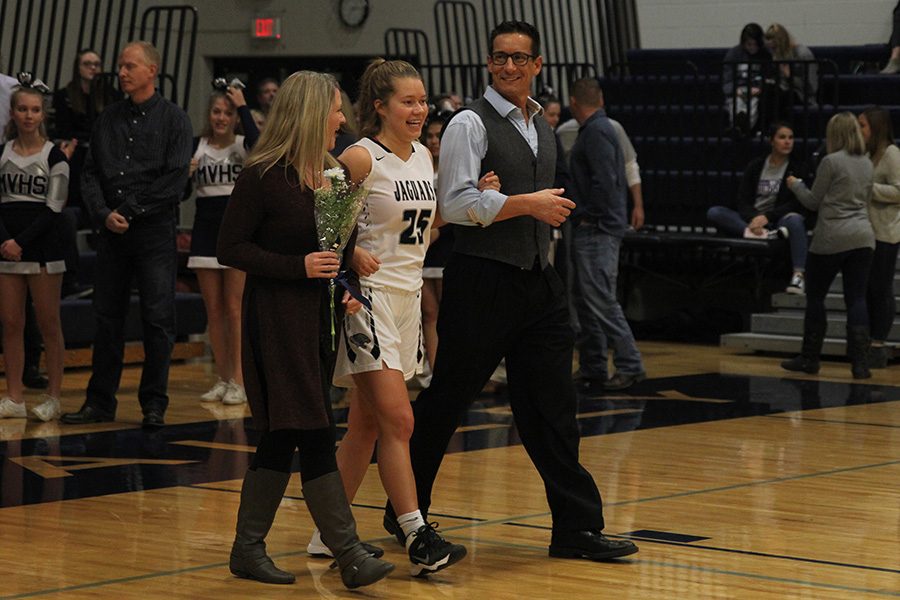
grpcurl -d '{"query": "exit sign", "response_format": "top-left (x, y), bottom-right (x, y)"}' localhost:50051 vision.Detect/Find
top-left (252, 17), bottom-right (281, 40)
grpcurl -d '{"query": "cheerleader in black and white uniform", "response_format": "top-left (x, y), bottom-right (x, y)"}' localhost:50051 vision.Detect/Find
top-left (0, 75), bottom-right (69, 421)
top-left (189, 80), bottom-right (259, 405)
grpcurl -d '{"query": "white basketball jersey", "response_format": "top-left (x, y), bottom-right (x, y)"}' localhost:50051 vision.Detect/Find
top-left (353, 137), bottom-right (436, 291)
top-left (193, 135), bottom-right (246, 197)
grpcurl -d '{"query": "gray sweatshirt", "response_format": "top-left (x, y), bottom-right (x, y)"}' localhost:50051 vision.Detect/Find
top-left (790, 150), bottom-right (874, 254)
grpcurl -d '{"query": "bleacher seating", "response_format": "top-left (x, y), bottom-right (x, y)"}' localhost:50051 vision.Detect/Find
top-left (607, 43), bottom-right (899, 354)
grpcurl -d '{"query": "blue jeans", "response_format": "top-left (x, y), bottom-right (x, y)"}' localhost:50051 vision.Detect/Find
top-left (706, 205), bottom-right (808, 271)
top-left (572, 224), bottom-right (644, 380)
top-left (85, 216), bottom-right (177, 416)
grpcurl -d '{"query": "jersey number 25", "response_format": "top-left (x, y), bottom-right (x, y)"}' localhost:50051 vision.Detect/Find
top-left (399, 208), bottom-right (432, 245)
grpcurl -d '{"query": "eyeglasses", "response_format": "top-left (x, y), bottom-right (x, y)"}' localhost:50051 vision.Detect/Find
top-left (81, 61), bottom-right (101, 68)
top-left (490, 52), bottom-right (535, 66)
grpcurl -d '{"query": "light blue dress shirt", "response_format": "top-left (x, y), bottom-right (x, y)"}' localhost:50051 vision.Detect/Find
top-left (438, 86), bottom-right (543, 226)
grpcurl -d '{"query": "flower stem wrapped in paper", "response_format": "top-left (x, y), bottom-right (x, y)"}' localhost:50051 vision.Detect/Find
top-left (314, 166), bottom-right (371, 349)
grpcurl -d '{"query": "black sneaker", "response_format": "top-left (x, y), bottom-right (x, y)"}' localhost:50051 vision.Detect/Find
top-left (407, 522), bottom-right (467, 577)
top-left (383, 512), bottom-right (406, 546)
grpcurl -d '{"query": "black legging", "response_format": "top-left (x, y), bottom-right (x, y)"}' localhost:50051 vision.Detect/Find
top-left (251, 426), bottom-right (338, 483)
top-left (867, 240), bottom-right (899, 341)
top-left (804, 248), bottom-right (873, 332)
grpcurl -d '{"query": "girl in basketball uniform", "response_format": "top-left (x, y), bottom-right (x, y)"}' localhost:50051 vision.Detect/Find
top-left (306, 59), bottom-right (468, 576)
top-left (189, 81), bottom-right (259, 405)
top-left (0, 78), bottom-right (68, 421)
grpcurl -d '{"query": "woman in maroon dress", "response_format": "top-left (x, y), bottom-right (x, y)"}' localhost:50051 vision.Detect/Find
top-left (217, 70), bottom-right (394, 589)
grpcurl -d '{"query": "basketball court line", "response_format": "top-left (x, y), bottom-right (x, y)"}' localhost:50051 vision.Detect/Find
top-left (764, 414), bottom-right (900, 428)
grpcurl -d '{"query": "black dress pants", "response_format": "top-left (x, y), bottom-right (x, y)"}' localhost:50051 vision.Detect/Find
top-left (401, 252), bottom-right (606, 532)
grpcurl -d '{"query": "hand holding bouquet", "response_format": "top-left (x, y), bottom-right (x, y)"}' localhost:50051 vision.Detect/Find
top-left (314, 166), bottom-right (370, 348)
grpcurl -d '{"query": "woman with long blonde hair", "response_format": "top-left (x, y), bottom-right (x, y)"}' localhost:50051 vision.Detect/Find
top-left (782, 112), bottom-right (874, 378)
top-left (189, 82), bottom-right (258, 406)
top-left (764, 23), bottom-right (817, 116)
top-left (217, 70), bottom-right (394, 589)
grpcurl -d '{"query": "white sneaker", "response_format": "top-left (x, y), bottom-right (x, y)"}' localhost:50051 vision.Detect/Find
top-left (31, 394), bottom-right (61, 422)
top-left (0, 397), bottom-right (27, 418)
top-left (307, 528), bottom-right (332, 557)
top-left (786, 273), bottom-right (805, 295)
top-left (221, 380), bottom-right (247, 405)
top-left (765, 226), bottom-right (789, 240)
top-left (201, 378), bottom-right (229, 402)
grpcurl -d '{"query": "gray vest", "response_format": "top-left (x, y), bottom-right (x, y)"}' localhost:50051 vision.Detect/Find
top-left (452, 97), bottom-right (555, 269)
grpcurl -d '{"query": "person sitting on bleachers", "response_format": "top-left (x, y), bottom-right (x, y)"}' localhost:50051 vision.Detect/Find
top-left (722, 23), bottom-right (772, 136)
top-left (706, 121), bottom-right (810, 294)
top-left (763, 24), bottom-right (818, 119)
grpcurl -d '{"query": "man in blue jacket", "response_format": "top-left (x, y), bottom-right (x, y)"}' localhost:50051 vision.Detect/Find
top-left (568, 77), bottom-right (646, 394)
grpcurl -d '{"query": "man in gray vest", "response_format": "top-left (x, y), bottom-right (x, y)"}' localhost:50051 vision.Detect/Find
top-left (384, 20), bottom-right (638, 562)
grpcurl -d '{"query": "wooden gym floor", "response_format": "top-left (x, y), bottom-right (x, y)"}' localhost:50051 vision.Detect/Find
top-left (0, 341), bottom-right (898, 598)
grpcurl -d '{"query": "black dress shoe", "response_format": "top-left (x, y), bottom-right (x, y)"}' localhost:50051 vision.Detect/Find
top-left (549, 529), bottom-right (639, 560)
top-left (575, 376), bottom-right (606, 397)
top-left (60, 405), bottom-right (115, 424)
top-left (23, 367), bottom-right (49, 390)
top-left (142, 410), bottom-right (165, 428)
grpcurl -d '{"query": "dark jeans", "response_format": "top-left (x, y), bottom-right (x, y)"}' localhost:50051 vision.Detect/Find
top-left (394, 253), bottom-right (606, 532)
top-left (85, 216), bottom-right (177, 416)
top-left (867, 240), bottom-right (899, 341)
top-left (571, 225), bottom-right (643, 379)
top-left (706, 205), bottom-right (808, 271)
top-left (805, 248), bottom-right (873, 334)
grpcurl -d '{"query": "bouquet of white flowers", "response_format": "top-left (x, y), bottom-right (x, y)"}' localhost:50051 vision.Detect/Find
top-left (314, 166), bottom-right (370, 348)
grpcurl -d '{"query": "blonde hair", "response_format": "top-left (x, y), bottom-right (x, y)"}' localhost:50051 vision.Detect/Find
top-left (200, 90), bottom-right (238, 140)
top-left (765, 24), bottom-right (793, 60)
top-left (826, 112), bottom-right (866, 156)
top-left (246, 70), bottom-right (339, 189)
top-left (357, 58), bottom-right (422, 138)
top-left (125, 40), bottom-right (161, 68)
top-left (3, 87), bottom-right (48, 141)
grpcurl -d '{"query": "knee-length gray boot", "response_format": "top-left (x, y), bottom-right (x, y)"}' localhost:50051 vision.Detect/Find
top-left (302, 471), bottom-right (395, 589)
top-left (229, 468), bottom-right (296, 584)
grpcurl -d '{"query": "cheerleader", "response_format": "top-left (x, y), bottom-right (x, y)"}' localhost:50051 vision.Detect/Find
top-left (0, 75), bottom-right (68, 421)
top-left (189, 80), bottom-right (259, 405)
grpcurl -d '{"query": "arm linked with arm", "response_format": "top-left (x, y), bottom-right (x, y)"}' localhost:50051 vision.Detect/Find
top-left (438, 114), bottom-right (507, 226)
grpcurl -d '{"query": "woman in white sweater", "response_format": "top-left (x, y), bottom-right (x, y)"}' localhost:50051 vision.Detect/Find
top-left (859, 106), bottom-right (900, 367)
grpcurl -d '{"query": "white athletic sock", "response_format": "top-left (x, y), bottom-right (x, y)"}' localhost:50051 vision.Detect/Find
top-left (398, 510), bottom-right (426, 547)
